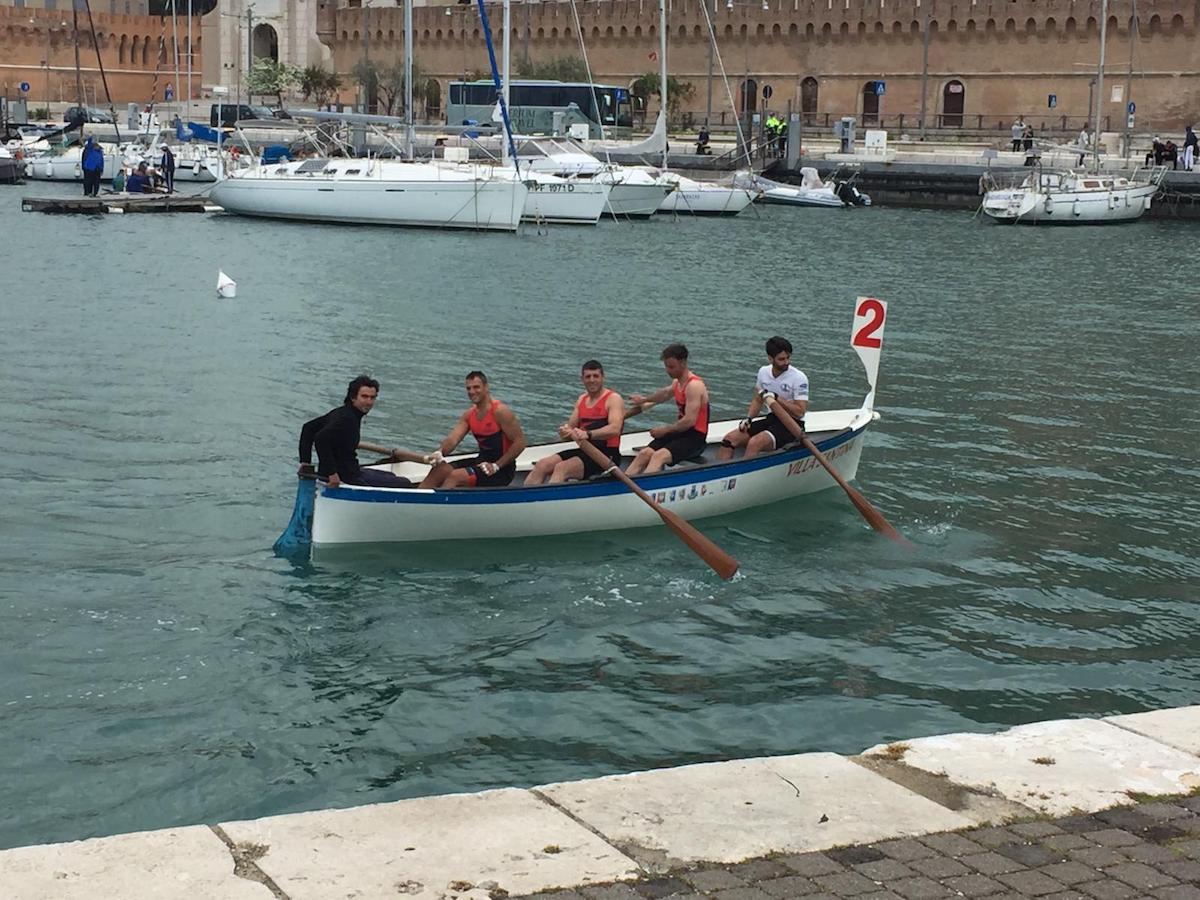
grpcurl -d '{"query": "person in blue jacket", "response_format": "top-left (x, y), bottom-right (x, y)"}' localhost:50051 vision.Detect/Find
top-left (124, 162), bottom-right (155, 193)
top-left (81, 137), bottom-right (105, 197)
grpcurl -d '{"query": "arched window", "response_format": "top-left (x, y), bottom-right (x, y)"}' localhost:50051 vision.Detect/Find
top-left (861, 80), bottom-right (880, 125)
top-left (738, 77), bottom-right (758, 117)
top-left (800, 76), bottom-right (818, 123)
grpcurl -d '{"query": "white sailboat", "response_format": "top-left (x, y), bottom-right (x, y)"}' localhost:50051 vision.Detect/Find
top-left (981, 0), bottom-right (1162, 225)
top-left (210, 0), bottom-right (528, 232)
top-left (645, 0), bottom-right (756, 217)
top-left (518, 137), bottom-right (673, 218)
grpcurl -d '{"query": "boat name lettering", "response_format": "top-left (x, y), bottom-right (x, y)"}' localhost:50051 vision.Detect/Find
top-left (787, 442), bottom-right (852, 476)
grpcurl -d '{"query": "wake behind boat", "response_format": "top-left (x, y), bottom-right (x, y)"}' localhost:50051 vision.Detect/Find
top-left (278, 298), bottom-right (892, 551)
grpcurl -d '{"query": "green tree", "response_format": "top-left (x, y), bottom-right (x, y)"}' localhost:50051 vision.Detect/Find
top-left (515, 55), bottom-right (590, 82)
top-left (299, 65), bottom-right (342, 108)
top-left (376, 62), bottom-right (407, 117)
top-left (246, 58), bottom-right (300, 109)
top-left (423, 78), bottom-right (443, 119)
top-left (631, 72), bottom-right (695, 127)
top-left (352, 59), bottom-right (380, 112)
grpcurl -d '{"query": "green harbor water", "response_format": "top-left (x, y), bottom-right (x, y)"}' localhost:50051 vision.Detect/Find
top-left (1, 181), bottom-right (1198, 851)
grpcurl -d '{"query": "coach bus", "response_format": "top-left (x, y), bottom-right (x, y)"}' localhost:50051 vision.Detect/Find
top-left (446, 80), bottom-right (634, 139)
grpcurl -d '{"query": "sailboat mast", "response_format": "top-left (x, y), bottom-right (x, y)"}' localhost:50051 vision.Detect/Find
top-left (171, 0), bottom-right (181, 120)
top-left (71, 6), bottom-right (85, 110)
top-left (187, 0), bottom-right (193, 119)
top-left (404, 0), bottom-right (414, 157)
top-left (502, 0), bottom-right (511, 164)
top-left (1092, 0), bottom-right (1108, 171)
top-left (659, 0), bottom-right (667, 170)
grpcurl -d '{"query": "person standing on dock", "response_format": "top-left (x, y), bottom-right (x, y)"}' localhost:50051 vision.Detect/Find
top-left (1011, 118), bottom-right (1025, 152)
top-left (625, 344), bottom-right (711, 476)
top-left (1184, 126), bottom-right (1197, 172)
top-left (81, 137), bottom-right (104, 197)
top-left (159, 144), bottom-right (176, 193)
top-left (298, 375), bottom-right (417, 489)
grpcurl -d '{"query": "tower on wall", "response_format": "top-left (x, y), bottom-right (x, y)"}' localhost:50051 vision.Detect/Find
top-left (201, 0), bottom-right (331, 98)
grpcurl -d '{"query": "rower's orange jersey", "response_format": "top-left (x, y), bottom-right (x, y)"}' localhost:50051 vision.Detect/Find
top-left (468, 400), bottom-right (511, 461)
top-left (575, 389), bottom-right (621, 449)
top-left (673, 374), bottom-right (710, 435)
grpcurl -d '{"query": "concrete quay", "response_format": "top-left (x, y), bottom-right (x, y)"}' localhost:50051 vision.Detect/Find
top-left (4, 705), bottom-right (1200, 899)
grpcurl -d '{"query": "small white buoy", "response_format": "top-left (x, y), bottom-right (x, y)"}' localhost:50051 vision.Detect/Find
top-left (217, 270), bottom-right (237, 299)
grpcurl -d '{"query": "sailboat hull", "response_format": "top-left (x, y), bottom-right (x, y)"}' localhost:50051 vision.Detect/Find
top-left (982, 181), bottom-right (1158, 224)
top-left (522, 178), bottom-right (611, 224)
top-left (210, 167), bottom-right (528, 232)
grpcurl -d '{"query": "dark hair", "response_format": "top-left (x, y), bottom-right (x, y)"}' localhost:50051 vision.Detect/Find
top-left (661, 343), bottom-right (689, 362)
top-left (581, 359), bottom-right (604, 374)
top-left (465, 370), bottom-right (488, 384)
top-left (344, 374), bottom-right (380, 403)
top-left (765, 336), bottom-right (793, 357)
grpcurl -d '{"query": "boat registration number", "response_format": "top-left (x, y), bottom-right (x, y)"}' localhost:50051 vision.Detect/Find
top-left (530, 183), bottom-right (576, 193)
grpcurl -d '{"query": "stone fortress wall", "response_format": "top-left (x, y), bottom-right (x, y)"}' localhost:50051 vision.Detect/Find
top-left (317, 0), bottom-right (1199, 132)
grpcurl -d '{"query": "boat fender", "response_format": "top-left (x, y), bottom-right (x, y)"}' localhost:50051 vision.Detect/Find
top-left (43, 161), bottom-right (53, 178)
top-left (74, 163), bottom-right (82, 177)
top-left (978, 175), bottom-right (986, 195)
top-left (192, 160), bottom-right (201, 175)
top-left (1044, 195), bottom-right (1054, 215)
top-left (1072, 198), bottom-right (1081, 216)
top-left (1108, 193), bottom-right (1116, 210)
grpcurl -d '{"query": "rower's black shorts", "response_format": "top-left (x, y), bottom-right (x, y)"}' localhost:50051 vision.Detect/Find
top-left (557, 445), bottom-right (623, 479)
top-left (647, 429), bottom-right (708, 464)
top-left (451, 457), bottom-right (516, 487)
top-left (749, 413), bottom-right (804, 449)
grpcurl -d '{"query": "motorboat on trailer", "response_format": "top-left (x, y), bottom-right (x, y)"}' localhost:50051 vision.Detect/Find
top-left (981, 165), bottom-right (1164, 224)
top-left (278, 297), bottom-right (892, 551)
top-left (209, 156), bottom-right (529, 232)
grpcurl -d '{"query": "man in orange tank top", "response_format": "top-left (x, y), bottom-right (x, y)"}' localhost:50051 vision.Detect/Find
top-left (625, 343), bottom-right (711, 475)
top-left (526, 360), bottom-right (626, 485)
top-left (419, 371), bottom-right (528, 489)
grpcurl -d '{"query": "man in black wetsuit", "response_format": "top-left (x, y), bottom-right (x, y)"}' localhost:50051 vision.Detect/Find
top-left (298, 375), bottom-right (424, 488)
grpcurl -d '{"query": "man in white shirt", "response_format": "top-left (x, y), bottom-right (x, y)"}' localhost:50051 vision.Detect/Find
top-left (1011, 118), bottom-right (1025, 152)
top-left (717, 336), bottom-right (809, 461)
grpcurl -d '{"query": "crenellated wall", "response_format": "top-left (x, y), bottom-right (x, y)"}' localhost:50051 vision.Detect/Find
top-left (0, 5), bottom-right (204, 106)
top-left (316, 0), bottom-right (1200, 130)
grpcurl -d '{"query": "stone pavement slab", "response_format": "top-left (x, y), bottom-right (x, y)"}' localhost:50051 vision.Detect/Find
top-left (1107, 706), bottom-right (1200, 757)
top-left (537, 753), bottom-right (973, 868)
top-left (863, 719), bottom-right (1200, 817)
top-left (0, 826), bottom-right (270, 900)
top-left (219, 787), bottom-right (640, 900)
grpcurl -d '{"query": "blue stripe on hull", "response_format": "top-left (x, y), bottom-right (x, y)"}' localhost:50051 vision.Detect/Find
top-left (322, 426), bottom-right (862, 506)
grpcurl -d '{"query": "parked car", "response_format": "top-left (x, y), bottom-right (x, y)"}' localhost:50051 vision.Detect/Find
top-left (64, 106), bottom-right (115, 126)
top-left (210, 104), bottom-right (284, 127)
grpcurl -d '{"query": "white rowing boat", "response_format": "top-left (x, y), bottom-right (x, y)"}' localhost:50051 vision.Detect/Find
top-left (278, 297), bottom-right (890, 551)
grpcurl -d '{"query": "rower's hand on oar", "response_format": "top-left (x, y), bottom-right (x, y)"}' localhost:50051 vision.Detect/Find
top-left (649, 425), bottom-right (670, 439)
top-left (738, 418), bottom-right (752, 433)
top-left (479, 461), bottom-right (499, 476)
top-left (298, 462), bottom-right (315, 476)
top-left (328, 473), bottom-right (342, 488)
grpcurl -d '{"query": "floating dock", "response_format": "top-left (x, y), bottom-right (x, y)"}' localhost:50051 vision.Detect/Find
top-left (21, 194), bottom-right (218, 214)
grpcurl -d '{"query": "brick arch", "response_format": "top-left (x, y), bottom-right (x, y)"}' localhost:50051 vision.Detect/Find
top-left (388, 29), bottom-right (394, 41)
top-left (694, 25), bottom-right (703, 38)
top-left (791, 23), bottom-right (799, 35)
top-left (551, 26), bottom-right (559, 38)
top-left (1107, 14), bottom-right (1118, 33)
top-left (1025, 17), bottom-right (1036, 33)
top-left (352, 30), bottom-right (359, 41)
top-left (1171, 13), bottom-right (1184, 30)
top-left (965, 19), bottom-right (976, 34)
top-left (910, 19), bottom-right (920, 33)
top-left (808, 23), bottom-right (816, 36)
top-left (432, 28), bottom-right (440, 40)
top-left (678, 24), bottom-right (686, 38)
top-left (618, 25), bottom-right (626, 37)
top-left (1064, 16), bottom-right (1076, 35)
top-left (119, 33), bottom-right (128, 63)
top-left (739, 23), bottom-right (747, 37)
top-left (604, 25), bottom-right (613, 37)
top-left (856, 21), bottom-right (866, 36)
top-left (839, 21), bottom-right (849, 35)
top-left (946, 18), bottom-right (957, 33)
top-left (1044, 16), bottom-right (1056, 34)
top-left (375, 28), bottom-right (382, 41)
top-left (891, 20), bottom-right (902, 33)
top-left (341, 30), bottom-right (348, 41)
top-left (592, 26), bottom-right (600, 38)
top-left (874, 21), bottom-right (884, 33)
top-left (422, 28), bottom-right (430, 39)
top-left (772, 23), bottom-right (781, 36)
top-left (757, 22), bottom-right (766, 36)
top-left (821, 22), bottom-right (831, 36)
top-left (1004, 18), bottom-right (1016, 34)
top-left (634, 25), bottom-right (641, 36)
top-left (564, 26), bottom-right (571, 38)
top-left (649, 24), bottom-right (656, 37)
top-left (1148, 14), bottom-right (1161, 32)
top-left (1086, 16), bottom-right (1098, 33)
top-left (724, 24), bottom-right (733, 37)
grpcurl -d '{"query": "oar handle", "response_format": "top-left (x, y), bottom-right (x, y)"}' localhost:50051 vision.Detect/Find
top-left (575, 439), bottom-right (740, 580)
top-left (764, 397), bottom-right (913, 548)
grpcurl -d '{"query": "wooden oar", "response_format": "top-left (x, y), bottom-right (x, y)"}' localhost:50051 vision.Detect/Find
top-left (764, 397), bottom-right (914, 548)
top-left (575, 439), bottom-right (740, 580)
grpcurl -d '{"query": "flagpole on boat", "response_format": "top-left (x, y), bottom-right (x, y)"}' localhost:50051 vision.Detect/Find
top-left (404, 0), bottom-right (414, 158)
top-left (659, 0), bottom-right (668, 170)
top-left (1091, 0), bottom-right (1108, 173)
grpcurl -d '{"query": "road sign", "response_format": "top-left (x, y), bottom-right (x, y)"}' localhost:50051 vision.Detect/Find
top-left (19, 81), bottom-right (31, 93)
top-left (1127, 113), bottom-right (1135, 128)
top-left (874, 80), bottom-right (886, 96)
top-left (762, 84), bottom-right (773, 100)
top-left (1127, 101), bottom-right (1136, 114)
top-left (1048, 93), bottom-right (1057, 109)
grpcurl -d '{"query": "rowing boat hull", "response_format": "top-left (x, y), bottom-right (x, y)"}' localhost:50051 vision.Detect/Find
top-left (309, 409), bottom-right (873, 546)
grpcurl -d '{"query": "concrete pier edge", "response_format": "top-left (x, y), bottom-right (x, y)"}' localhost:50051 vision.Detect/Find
top-left (4, 704), bottom-right (1200, 899)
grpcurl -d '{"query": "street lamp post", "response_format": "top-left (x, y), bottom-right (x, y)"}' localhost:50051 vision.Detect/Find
top-left (918, 0), bottom-right (931, 137)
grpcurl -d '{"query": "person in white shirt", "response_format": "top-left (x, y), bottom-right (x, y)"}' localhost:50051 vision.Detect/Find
top-left (1011, 118), bottom-right (1025, 152)
top-left (1078, 127), bottom-right (1090, 166)
top-left (717, 336), bottom-right (809, 461)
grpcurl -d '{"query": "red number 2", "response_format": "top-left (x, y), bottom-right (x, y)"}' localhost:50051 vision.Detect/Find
top-left (853, 298), bottom-right (885, 348)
